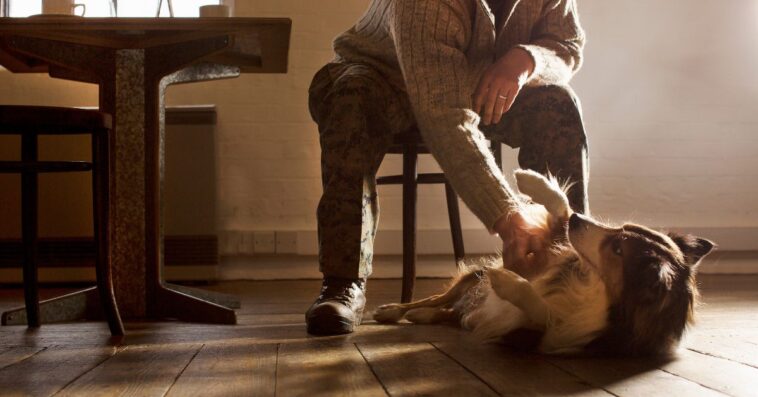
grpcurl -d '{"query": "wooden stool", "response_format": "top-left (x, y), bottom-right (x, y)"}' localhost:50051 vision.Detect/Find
top-left (377, 128), bottom-right (502, 303)
top-left (0, 105), bottom-right (124, 336)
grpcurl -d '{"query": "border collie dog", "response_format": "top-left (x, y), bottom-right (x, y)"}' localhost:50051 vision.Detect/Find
top-left (374, 170), bottom-right (714, 356)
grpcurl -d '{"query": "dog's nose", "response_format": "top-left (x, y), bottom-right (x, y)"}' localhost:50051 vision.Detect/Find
top-left (569, 213), bottom-right (582, 231)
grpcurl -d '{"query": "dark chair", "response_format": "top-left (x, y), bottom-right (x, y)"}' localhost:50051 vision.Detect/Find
top-left (0, 105), bottom-right (124, 336)
top-left (377, 128), bottom-right (502, 303)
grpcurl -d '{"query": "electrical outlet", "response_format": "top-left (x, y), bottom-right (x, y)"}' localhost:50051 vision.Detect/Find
top-left (253, 231), bottom-right (276, 254)
top-left (275, 231), bottom-right (298, 254)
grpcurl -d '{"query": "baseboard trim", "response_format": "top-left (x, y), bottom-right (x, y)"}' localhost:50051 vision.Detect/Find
top-left (219, 250), bottom-right (758, 280)
top-left (0, 235), bottom-right (218, 268)
top-left (220, 227), bottom-right (758, 256)
top-left (0, 265), bottom-right (218, 284)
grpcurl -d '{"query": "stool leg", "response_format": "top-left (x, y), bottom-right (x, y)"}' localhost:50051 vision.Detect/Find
top-left (92, 129), bottom-right (124, 336)
top-left (444, 182), bottom-right (465, 264)
top-left (21, 134), bottom-right (40, 328)
top-left (401, 143), bottom-right (418, 303)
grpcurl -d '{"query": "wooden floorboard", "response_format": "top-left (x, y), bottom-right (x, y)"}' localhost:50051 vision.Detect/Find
top-left (660, 349), bottom-right (758, 397)
top-left (0, 346), bottom-right (44, 369)
top-left (276, 339), bottom-right (386, 397)
top-left (0, 275), bottom-right (754, 396)
top-left (546, 356), bottom-right (725, 396)
top-left (57, 344), bottom-right (202, 396)
top-left (166, 342), bottom-right (278, 397)
top-left (433, 341), bottom-right (611, 396)
top-left (0, 345), bottom-right (116, 396)
top-left (357, 342), bottom-right (499, 396)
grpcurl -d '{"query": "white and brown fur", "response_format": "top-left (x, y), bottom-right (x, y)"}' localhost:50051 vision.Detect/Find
top-left (374, 170), bottom-right (715, 356)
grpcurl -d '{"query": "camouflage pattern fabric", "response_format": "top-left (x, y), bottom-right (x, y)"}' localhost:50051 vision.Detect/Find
top-left (309, 62), bottom-right (589, 279)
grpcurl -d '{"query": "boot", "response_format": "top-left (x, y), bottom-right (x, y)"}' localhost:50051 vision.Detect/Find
top-left (306, 277), bottom-right (366, 335)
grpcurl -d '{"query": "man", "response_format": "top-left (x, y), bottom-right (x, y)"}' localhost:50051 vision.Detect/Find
top-left (306, 0), bottom-right (589, 335)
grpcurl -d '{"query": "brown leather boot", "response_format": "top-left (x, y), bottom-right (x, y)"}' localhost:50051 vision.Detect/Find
top-left (306, 277), bottom-right (366, 335)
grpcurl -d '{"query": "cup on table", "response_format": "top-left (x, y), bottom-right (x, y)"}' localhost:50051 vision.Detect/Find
top-left (42, 0), bottom-right (86, 16)
top-left (199, 5), bottom-right (231, 18)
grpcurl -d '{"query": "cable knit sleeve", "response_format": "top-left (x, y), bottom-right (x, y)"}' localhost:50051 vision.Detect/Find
top-left (516, 0), bottom-right (585, 86)
top-left (388, 0), bottom-right (518, 229)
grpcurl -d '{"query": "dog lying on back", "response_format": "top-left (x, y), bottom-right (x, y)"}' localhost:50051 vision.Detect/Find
top-left (374, 170), bottom-right (714, 356)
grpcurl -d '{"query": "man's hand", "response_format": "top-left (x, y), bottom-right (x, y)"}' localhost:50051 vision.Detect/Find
top-left (493, 209), bottom-right (549, 268)
top-left (473, 47), bottom-right (536, 126)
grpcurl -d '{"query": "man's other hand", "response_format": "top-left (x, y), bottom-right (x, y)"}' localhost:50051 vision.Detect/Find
top-left (473, 47), bottom-right (535, 126)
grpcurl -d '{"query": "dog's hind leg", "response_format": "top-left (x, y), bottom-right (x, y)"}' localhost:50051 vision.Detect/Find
top-left (373, 270), bottom-right (482, 323)
top-left (405, 307), bottom-right (458, 324)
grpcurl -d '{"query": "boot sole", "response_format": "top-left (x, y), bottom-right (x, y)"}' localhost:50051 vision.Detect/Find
top-left (306, 307), bottom-right (364, 336)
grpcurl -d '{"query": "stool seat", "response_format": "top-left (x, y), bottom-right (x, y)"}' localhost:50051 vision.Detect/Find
top-left (0, 105), bottom-right (112, 134)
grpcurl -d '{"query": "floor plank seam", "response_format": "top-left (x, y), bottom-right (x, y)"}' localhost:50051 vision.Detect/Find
top-left (354, 343), bottom-right (391, 397)
top-left (658, 367), bottom-right (731, 396)
top-left (686, 347), bottom-right (758, 370)
top-left (0, 345), bottom-right (47, 371)
top-left (429, 342), bottom-right (503, 396)
top-left (542, 359), bottom-right (619, 397)
top-left (274, 343), bottom-right (280, 397)
top-left (162, 343), bottom-right (204, 397)
top-left (51, 345), bottom-right (121, 397)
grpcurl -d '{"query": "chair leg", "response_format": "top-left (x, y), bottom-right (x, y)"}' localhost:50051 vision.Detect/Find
top-left (444, 182), bottom-right (465, 264)
top-left (92, 130), bottom-right (124, 336)
top-left (20, 134), bottom-right (40, 328)
top-left (401, 143), bottom-right (418, 303)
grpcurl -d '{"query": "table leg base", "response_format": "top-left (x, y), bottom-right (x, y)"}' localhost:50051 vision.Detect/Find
top-left (155, 285), bottom-right (237, 325)
top-left (164, 283), bottom-right (241, 309)
top-left (1, 287), bottom-right (102, 326)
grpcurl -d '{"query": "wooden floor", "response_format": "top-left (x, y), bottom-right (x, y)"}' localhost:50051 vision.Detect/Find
top-left (0, 275), bottom-right (756, 396)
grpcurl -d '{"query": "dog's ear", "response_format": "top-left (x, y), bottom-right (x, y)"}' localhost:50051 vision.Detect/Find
top-left (668, 233), bottom-right (715, 266)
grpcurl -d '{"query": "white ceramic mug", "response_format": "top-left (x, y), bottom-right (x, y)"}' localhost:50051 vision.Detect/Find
top-left (199, 5), bottom-right (231, 18)
top-left (42, 0), bottom-right (86, 16)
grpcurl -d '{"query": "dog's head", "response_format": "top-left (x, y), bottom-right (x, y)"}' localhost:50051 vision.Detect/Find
top-left (568, 213), bottom-right (714, 355)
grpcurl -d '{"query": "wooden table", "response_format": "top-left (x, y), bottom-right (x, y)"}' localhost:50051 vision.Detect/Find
top-left (0, 17), bottom-right (291, 325)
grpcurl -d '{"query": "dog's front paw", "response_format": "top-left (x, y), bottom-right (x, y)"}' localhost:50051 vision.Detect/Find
top-left (373, 304), bottom-right (405, 323)
top-left (486, 267), bottom-right (529, 304)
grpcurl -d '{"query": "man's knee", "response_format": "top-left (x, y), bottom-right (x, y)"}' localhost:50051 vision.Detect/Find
top-left (521, 84), bottom-right (580, 108)
top-left (310, 64), bottom-right (384, 124)
top-left (521, 85), bottom-right (586, 143)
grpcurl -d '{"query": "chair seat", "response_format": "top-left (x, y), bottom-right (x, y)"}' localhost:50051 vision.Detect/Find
top-left (386, 127), bottom-right (432, 154)
top-left (0, 161), bottom-right (93, 173)
top-left (377, 173), bottom-right (447, 185)
top-left (0, 105), bottom-right (112, 134)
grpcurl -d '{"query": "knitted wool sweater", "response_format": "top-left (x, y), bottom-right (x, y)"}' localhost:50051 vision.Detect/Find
top-left (331, 0), bottom-right (585, 229)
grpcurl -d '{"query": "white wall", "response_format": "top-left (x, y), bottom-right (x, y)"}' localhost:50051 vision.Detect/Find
top-left (1, 0), bottom-right (757, 250)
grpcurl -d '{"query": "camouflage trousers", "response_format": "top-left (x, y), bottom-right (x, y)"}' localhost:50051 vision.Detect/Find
top-left (308, 62), bottom-right (589, 279)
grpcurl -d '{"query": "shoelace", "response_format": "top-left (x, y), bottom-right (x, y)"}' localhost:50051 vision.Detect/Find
top-left (319, 280), bottom-right (363, 304)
